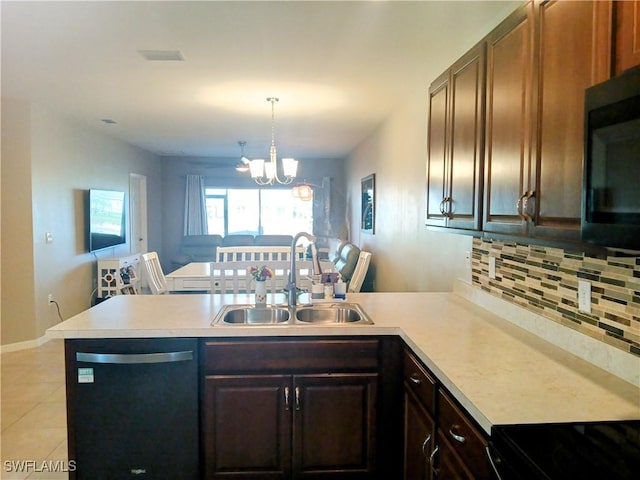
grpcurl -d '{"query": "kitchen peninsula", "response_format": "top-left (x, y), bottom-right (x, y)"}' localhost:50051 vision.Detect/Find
top-left (48, 284), bottom-right (640, 479)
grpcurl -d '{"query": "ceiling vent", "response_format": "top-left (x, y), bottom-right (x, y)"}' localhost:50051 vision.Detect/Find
top-left (138, 50), bottom-right (184, 61)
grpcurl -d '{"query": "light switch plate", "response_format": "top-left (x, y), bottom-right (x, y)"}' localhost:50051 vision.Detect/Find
top-left (578, 280), bottom-right (591, 313)
top-left (489, 256), bottom-right (496, 279)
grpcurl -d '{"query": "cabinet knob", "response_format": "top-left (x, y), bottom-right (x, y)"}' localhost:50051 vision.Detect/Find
top-left (409, 374), bottom-right (422, 385)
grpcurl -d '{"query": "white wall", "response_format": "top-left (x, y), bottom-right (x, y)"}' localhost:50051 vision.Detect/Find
top-left (346, 95), bottom-right (473, 292)
top-left (1, 100), bottom-right (163, 346)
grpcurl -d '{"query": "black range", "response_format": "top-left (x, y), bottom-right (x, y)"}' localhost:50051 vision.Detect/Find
top-left (488, 420), bottom-right (640, 479)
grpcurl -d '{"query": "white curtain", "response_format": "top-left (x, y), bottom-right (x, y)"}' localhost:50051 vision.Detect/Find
top-left (183, 174), bottom-right (208, 235)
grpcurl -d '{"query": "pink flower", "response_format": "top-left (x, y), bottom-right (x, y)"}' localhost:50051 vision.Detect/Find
top-left (248, 265), bottom-right (274, 281)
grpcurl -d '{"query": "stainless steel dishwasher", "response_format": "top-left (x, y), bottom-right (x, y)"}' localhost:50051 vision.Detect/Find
top-left (64, 338), bottom-right (199, 480)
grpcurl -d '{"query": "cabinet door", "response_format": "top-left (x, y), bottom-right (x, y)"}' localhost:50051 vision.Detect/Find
top-left (292, 373), bottom-right (377, 478)
top-left (447, 43), bottom-right (486, 231)
top-left (483, 2), bottom-right (534, 236)
top-left (615, 0), bottom-right (640, 74)
top-left (426, 71), bottom-right (450, 227)
top-left (203, 375), bottom-right (292, 479)
top-left (403, 389), bottom-right (436, 480)
top-left (529, 0), bottom-right (612, 241)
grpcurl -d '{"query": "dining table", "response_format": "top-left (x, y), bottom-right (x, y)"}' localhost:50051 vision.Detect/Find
top-left (165, 260), bottom-right (333, 293)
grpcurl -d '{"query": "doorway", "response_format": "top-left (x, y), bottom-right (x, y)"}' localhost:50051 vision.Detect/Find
top-left (129, 173), bottom-right (148, 255)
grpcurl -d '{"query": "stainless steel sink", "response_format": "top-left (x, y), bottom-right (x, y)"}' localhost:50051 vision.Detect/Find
top-left (211, 303), bottom-right (373, 326)
top-left (216, 305), bottom-right (290, 325)
top-left (295, 304), bottom-right (371, 324)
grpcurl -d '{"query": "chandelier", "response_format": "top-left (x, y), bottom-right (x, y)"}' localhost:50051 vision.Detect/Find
top-left (249, 97), bottom-right (298, 185)
top-left (235, 140), bottom-right (250, 172)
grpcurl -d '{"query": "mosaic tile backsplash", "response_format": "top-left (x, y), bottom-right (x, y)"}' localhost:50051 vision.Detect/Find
top-left (471, 238), bottom-right (640, 358)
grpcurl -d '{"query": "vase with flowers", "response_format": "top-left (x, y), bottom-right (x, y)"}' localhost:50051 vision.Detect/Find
top-left (248, 265), bottom-right (274, 306)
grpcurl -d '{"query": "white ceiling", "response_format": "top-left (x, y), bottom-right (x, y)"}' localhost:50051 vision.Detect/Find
top-left (1, 1), bottom-right (519, 161)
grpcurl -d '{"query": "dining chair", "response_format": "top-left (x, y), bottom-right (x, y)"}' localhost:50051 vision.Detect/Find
top-left (347, 251), bottom-right (372, 293)
top-left (141, 252), bottom-right (169, 294)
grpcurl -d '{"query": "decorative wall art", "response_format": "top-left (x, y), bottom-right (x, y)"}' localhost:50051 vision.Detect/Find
top-left (361, 174), bottom-right (375, 234)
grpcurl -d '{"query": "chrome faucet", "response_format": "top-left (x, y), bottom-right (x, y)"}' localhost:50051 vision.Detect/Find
top-left (287, 232), bottom-right (318, 307)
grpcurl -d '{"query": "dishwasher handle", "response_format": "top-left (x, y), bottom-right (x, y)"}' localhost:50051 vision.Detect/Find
top-left (76, 350), bottom-right (194, 364)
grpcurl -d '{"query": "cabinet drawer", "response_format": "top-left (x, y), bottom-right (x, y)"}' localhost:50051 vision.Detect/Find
top-left (403, 349), bottom-right (436, 415)
top-left (204, 338), bottom-right (379, 373)
top-left (438, 390), bottom-right (489, 478)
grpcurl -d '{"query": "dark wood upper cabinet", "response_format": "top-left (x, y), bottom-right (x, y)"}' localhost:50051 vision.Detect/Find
top-left (426, 72), bottom-right (449, 228)
top-left (529, 0), bottom-right (612, 241)
top-left (615, 0), bottom-right (640, 74)
top-left (482, 2), bottom-right (534, 237)
top-left (482, 0), bottom-right (612, 242)
top-left (426, 43), bottom-right (485, 231)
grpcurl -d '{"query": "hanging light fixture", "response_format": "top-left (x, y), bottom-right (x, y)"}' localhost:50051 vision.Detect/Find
top-left (235, 141), bottom-right (250, 172)
top-left (249, 97), bottom-right (298, 185)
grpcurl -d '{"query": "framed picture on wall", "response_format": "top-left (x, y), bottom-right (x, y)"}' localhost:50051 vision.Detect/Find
top-left (361, 174), bottom-right (375, 234)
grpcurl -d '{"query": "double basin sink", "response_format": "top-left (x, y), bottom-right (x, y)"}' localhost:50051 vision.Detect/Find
top-left (212, 303), bottom-right (374, 326)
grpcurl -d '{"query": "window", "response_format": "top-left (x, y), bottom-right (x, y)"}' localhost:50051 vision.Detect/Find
top-left (204, 188), bottom-right (313, 236)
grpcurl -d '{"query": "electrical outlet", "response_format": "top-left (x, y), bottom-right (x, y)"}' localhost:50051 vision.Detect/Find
top-left (48, 294), bottom-right (54, 304)
top-left (464, 251), bottom-right (471, 268)
top-left (488, 256), bottom-right (496, 279)
top-left (578, 280), bottom-right (591, 313)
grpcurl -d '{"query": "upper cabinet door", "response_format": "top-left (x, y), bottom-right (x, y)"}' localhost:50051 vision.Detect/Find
top-left (483, 2), bottom-right (534, 236)
top-left (447, 43), bottom-right (486, 231)
top-left (529, 0), bottom-right (613, 242)
top-left (615, 0), bottom-right (640, 74)
top-left (425, 72), bottom-right (450, 228)
top-left (426, 43), bottom-right (485, 231)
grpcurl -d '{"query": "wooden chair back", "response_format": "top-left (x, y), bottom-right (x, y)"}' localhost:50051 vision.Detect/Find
top-left (141, 251), bottom-right (168, 294)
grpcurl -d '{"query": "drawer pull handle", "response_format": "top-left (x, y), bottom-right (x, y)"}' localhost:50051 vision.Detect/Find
top-left (284, 387), bottom-right (290, 410)
top-left (295, 386), bottom-right (301, 411)
top-left (449, 425), bottom-right (466, 443)
top-left (429, 444), bottom-right (439, 469)
top-left (421, 434), bottom-right (431, 459)
top-left (410, 374), bottom-right (422, 385)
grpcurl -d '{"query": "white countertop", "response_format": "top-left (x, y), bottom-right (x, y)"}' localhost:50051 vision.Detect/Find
top-left (48, 287), bottom-right (640, 434)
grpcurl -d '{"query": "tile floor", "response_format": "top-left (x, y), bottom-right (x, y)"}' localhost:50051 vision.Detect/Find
top-left (1, 340), bottom-right (69, 479)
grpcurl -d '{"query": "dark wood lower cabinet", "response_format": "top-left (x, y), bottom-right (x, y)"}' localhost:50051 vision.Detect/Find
top-left (202, 338), bottom-right (382, 479)
top-left (204, 375), bottom-right (292, 478)
top-left (402, 348), bottom-right (491, 480)
top-left (204, 373), bottom-right (377, 479)
top-left (403, 389), bottom-right (435, 480)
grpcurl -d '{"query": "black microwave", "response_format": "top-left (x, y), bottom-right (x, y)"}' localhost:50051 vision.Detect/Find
top-left (582, 65), bottom-right (640, 251)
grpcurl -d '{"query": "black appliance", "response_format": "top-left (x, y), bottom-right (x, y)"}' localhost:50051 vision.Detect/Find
top-left (65, 338), bottom-right (199, 480)
top-left (582, 65), bottom-right (640, 250)
top-left (487, 421), bottom-right (640, 479)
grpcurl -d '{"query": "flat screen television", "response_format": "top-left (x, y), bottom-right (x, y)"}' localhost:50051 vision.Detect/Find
top-left (86, 189), bottom-right (126, 252)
